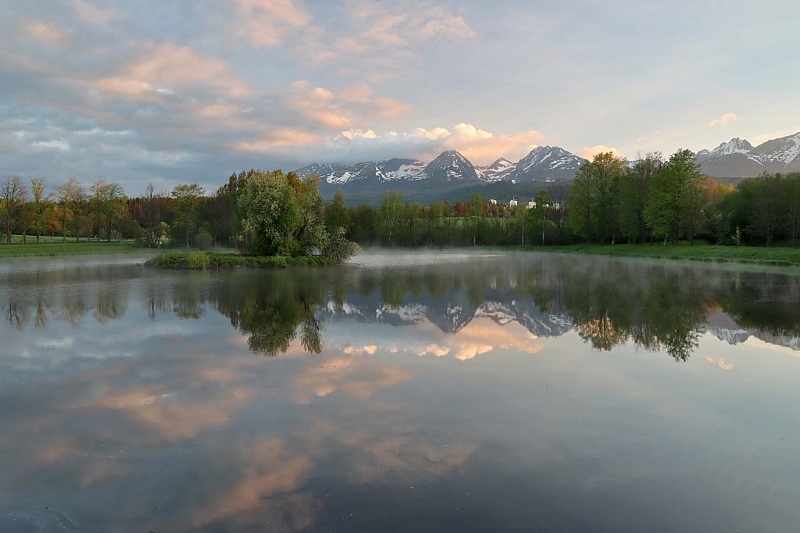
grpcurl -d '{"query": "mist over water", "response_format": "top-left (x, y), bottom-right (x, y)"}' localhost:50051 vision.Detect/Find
top-left (2, 250), bottom-right (799, 532)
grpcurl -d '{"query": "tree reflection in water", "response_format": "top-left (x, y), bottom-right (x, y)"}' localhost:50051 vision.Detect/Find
top-left (214, 268), bottom-right (328, 356)
top-left (6, 253), bottom-right (800, 361)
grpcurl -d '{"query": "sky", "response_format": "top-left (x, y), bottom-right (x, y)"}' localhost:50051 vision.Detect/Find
top-left (2, 0), bottom-right (799, 196)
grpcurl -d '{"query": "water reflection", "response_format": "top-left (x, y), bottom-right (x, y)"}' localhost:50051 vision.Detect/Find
top-left (2, 252), bottom-right (800, 531)
top-left (5, 252), bottom-right (800, 361)
top-left (215, 269), bottom-right (327, 355)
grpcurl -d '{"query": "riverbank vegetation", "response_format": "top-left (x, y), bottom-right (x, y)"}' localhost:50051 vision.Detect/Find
top-left (144, 251), bottom-right (336, 269)
top-left (3, 148), bottom-right (800, 264)
top-left (553, 242), bottom-right (800, 266)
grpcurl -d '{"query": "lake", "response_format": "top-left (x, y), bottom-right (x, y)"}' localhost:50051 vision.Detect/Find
top-left (1, 250), bottom-right (799, 532)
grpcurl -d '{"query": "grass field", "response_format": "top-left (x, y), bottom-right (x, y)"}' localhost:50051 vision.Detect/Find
top-left (0, 240), bottom-right (141, 257)
top-left (3, 236), bottom-right (800, 268)
top-left (550, 242), bottom-right (800, 267)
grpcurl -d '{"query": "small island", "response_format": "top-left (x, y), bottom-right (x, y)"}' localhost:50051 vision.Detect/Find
top-left (145, 169), bottom-right (358, 269)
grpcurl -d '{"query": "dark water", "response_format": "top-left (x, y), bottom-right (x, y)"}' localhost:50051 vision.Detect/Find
top-left (1, 250), bottom-right (799, 532)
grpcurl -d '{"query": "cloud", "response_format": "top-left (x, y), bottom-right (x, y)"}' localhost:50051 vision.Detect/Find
top-left (285, 81), bottom-right (413, 131)
top-left (231, 0), bottom-right (311, 47)
top-left (24, 19), bottom-right (69, 46)
top-left (442, 124), bottom-right (544, 165)
top-left (579, 145), bottom-right (624, 160)
top-left (708, 112), bottom-right (737, 127)
top-left (327, 317), bottom-right (543, 363)
top-left (706, 356), bottom-right (734, 370)
top-left (353, 4), bottom-right (477, 47)
top-left (32, 139), bottom-right (71, 152)
top-left (299, 2), bottom-right (476, 81)
top-left (291, 354), bottom-right (414, 403)
top-left (94, 43), bottom-right (250, 102)
top-left (636, 131), bottom-right (663, 144)
top-left (231, 129), bottom-right (321, 152)
top-left (327, 123), bottom-right (544, 166)
top-left (71, 0), bottom-right (115, 27)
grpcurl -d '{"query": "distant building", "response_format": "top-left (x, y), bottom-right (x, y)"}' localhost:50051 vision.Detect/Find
top-left (509, 198), bottom-right (518, 208)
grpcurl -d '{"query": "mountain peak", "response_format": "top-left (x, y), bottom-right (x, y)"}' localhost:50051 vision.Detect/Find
top-left (477, 158), bottom-right (516, 181)
top-left (712, 138), bottom-right (753, 156)
top-left (424, 150), bottom-right (480, 183)
top-left (510, 145), bottom-right (586, 181)
top-left (697, 132), bottom-right (800, 177)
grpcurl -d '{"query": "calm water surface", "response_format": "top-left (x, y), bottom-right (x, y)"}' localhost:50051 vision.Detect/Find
top-left (1, 250), bottom-right (799, 532)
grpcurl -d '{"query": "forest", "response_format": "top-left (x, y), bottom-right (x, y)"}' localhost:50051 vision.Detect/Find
top-left (2, 148), bottom-right (800, 251)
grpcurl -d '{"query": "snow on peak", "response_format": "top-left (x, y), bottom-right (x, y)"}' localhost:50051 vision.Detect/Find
top-left (712, 138), bottom-right (753, 156)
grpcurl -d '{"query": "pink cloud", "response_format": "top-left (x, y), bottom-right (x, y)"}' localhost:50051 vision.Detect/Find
top-left (231, 129), bottom-right (321, 152)
top-left (232, 0), bottom-right (311, 46)
top-left (579, 145), bottom-right (624, 160)
top-left (708, 112), bottom-right (737, 127)
top-left (93, 43), bottom-right (250, 102)
top-left (441, 124), bottom-right (544, 165)
top-left (25, 20), bottom-right (69, 46)
top-left (287, 81), bottom-right (413, 131)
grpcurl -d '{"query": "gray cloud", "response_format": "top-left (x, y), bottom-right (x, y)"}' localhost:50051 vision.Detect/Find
top-left (1, 1), bottom-right (799, 196)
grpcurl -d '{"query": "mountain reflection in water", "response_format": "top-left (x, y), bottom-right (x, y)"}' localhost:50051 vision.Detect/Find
top-left (2, 251), bottom-right (800, 532)
top-left (5, 251), bottom-right (800, 360)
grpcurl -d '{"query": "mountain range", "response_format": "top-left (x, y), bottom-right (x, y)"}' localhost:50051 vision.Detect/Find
top-left (695, 132), bottom-right (800, 177)
top-left (296, 145), bottom-right (586, 185)
top-left (320, 294), bottom-right (799, 355)
top-left (294, 131), bottom-right (800, 202)
top-left (295, 146), bottom-right (585, 203)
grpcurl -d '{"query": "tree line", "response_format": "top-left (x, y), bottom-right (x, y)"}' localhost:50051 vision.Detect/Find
top-left (3, 149), bottom-right (800, 250)
top-left (338, 149), bottom-right (800, 248)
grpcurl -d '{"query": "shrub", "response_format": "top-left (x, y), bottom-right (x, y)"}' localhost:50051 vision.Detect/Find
top-left (195, 231), bottom-right (213, 251)
top-left (186, 251), bottom-right (211, 269)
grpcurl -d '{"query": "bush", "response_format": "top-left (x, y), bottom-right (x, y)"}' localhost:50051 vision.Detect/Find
top-left (195, 231), bottom-right (213, 251)
top-left (186, 251), bottom-right (211, 269)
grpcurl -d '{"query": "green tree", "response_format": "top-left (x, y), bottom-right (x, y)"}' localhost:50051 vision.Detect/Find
top-left (618, 153), bottom-right (661, 243)
top-left (379, 190), bottom-right (404, 246)
top-left (748, 173), bottom-right (786, 246)
top-left (568, 152), bottom-right (627, 243)
top-left (644, 149), bottom-right (703, 244)
top-left (466, 192), bottom-right (484, 246)
top-left (326, 188), bottom-right (350, 233)
top-left (171, 183), bottom-right (205, 247)
top-left (237, 170), bottom-right (354, 260)
top-left (292, 174), bottom-right (328, 255)
top-left (349, 204), bottom-right (380, 244)
top-left (238, 170), bottom-right (300, 256)
top-left (785, 173), bottom-right (800, 247)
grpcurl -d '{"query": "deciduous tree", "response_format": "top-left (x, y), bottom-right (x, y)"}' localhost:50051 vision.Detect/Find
top-left (644, 149), bottom-right (702, 244)
top-left (1, 176), bottom-right (28, 244)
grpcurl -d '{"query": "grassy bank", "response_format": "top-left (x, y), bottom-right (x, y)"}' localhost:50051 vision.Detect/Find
top-left (0, 240), bottom-right (141, 257)
top-left (5, 238), bottom-right (800, 268)
top-left (145, 251), bottom-right (337, 269)
top-left (550, 242), bottom-right (800, 267)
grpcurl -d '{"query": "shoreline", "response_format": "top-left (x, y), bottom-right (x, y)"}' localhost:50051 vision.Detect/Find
top-left (3, 241), bottom-right (800, 268)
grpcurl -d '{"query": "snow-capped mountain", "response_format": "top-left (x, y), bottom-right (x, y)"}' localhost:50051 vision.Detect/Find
top-left (696, 132), bottom-right (800, 177)
top-left (295, 158), bottom-right (426, 184)
top-left (295, 145), bottom-right (586, 190)
top-left (476, 158), bottom-right (516, 181)
top-left (508, 146), bottom-right (587, 182)
top-left (696, 138), bottom-right (754, 158)
top-left (423, 150), bottom-right (482, 183)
